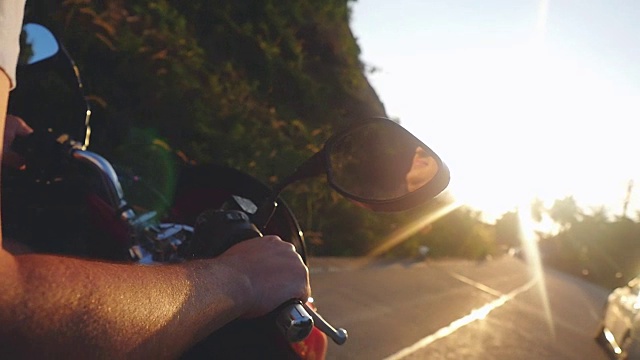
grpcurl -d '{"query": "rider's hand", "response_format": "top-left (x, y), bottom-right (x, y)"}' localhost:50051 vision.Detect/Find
top-left (3, 114), bottom-right (32, 168)
top-left (218, 235), bottom-right (310, 319)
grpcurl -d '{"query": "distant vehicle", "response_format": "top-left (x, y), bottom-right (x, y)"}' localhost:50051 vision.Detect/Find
top-left (418, 245), bottom-right (430, 260)
top-left (596, 274), bottom-right (640, 359)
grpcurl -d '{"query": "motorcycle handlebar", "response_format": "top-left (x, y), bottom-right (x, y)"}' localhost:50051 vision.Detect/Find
top-left (188, 209), bottom-right (350, 344)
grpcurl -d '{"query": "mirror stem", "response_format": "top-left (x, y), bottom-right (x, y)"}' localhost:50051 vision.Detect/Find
top-left (253, 196), bottom-right (279, 232)
top-left (254, 149), bottom-right (326, 231)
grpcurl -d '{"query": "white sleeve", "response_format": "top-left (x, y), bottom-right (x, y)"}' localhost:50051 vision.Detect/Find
top-left (0, 0), bottom-right (26, 89)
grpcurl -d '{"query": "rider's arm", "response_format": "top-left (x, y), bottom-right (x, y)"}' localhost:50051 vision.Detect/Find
top-left (1, 64), bottom-right (308, 359)
top-left (0, 5), bottom-right (309, 357)
top-left (0, 63), bottom-right (309, 359)
top-left (0, 236), bottom-right (309, 359)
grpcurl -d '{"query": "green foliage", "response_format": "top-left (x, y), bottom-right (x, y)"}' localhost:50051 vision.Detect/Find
top-left (17, 30), bottom-right (34, 65)
top-left (26, 0), bottom-right (378, 165)
top-left (360, 198), bottom-right (500, 261)
top-left (538, 203), bottom-right (640, 290)
top-left (15, 0), bottom-right (512, 260)
top-left (21, 0), bottom-right (399, 257)
top-left (422, 206), bottom-right (497, 259)
top-left (495, 211), bottom-right (521, 249)
top-left (548, 196), bottom-right (581, 230)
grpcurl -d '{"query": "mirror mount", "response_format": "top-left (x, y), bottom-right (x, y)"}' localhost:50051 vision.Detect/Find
top-left (273, 150), bottom-right (327, 196)
top-left (254, 150), bottom-right (327, 231)
top-left (254, 117), bottom-right (450, 229)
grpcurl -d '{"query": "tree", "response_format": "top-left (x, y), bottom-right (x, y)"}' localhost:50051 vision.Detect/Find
top-left (530, 197), bottom-right (545, 223)
top-left (548, 196), bottom-right (581, 230)
top-left (19, 0), bottom-right (400, 258)
top-left (495, 211), bottom-right (521, 249)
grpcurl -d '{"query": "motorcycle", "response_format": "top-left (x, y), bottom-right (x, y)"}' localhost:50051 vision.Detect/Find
top-left (4, 23), bottom-right (450, 359)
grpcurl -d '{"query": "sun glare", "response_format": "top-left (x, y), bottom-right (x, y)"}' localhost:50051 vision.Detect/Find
top-left (358, 0), bottom-right (640, 223)
top-left (402, 27), bottom-right (640, 223)
top-left (364, 198), bottom-right (462, 262)
top-left (518, 204), bottom-right (555, 337)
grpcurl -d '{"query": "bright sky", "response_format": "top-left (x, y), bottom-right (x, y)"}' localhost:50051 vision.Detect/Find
top-left (351, 0), bottom-right (640, 221)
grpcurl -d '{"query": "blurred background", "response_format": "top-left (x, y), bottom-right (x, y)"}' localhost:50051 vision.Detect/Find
top-left (15, 0), bottom-right (640, 291)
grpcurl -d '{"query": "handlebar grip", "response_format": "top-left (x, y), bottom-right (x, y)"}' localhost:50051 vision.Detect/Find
top-left (274, 300), bottom-right (314, 342)
top-left (9, 132), bottom-right (33, 155)
top-left (6, 130), bottom-right (77, 182)
top-left (10, 129), bottom-right (61, 155)
top-left (276, 300), bottom-right (348, 344)
top-left (190, 209), bottom-right (319, 343)
top-left (9, 130), bottom-right (73, 172)
top-left (188, 209), bottom-right (262, 258)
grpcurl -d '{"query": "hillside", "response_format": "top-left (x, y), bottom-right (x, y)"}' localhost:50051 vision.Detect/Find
top-left (21, 0), bottom-right (386, 173)
top-left (13, 0), bottom-right (411, 257)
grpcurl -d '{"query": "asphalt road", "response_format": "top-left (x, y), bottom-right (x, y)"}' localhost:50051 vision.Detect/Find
top-left (308, 256), bottom-right (612, 360)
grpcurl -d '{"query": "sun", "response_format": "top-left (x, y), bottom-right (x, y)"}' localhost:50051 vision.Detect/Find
top-left (398, 43), bottom-right (640, 224)
top-left (358, 0), bottom-right (640, 224)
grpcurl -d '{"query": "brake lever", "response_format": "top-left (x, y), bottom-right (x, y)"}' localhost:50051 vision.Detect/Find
top-left (274, 300), bottom-right (348, 345)
top-left (188, 209), bottom-right (320, 342)
top-left (302, 303), bottom-right (348, 345)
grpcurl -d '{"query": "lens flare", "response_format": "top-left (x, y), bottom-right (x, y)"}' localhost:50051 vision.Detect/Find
top-left (362, 198), bottom-right (462, 263)
top-left (518, 204), bottom-right (555, 338)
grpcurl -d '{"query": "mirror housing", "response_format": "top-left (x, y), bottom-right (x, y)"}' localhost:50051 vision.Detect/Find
top-left (19, 23), bottom-right (60, 65)
top-left (324, 118), bottom-right (449, 212)
top-left (257, 117), bottom-right (449, 227)
top-left (12, 23), bottom-right (92, 150)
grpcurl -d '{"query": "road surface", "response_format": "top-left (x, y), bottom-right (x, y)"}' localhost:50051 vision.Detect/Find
top-left (309, 256), bottom-right (611, 359)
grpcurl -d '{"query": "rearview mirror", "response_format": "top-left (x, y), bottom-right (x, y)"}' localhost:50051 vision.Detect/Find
top-left (257, 118), bottom-right (450, 227)
top-left (325, 118), bottom-right (449, 211)
top-left (14, 23), bottom-right (92, 150)
top-left (19, 23), bottom-right (60, 65)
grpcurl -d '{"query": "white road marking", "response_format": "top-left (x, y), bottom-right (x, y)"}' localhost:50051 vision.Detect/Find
top-left (383, 278), bottom-right (538, 360)
top-left (449, 272), bottom-right (504, 298)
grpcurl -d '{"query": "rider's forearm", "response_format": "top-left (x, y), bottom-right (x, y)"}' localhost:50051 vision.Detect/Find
top-left (0, 251), bottom-right (251, 359)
